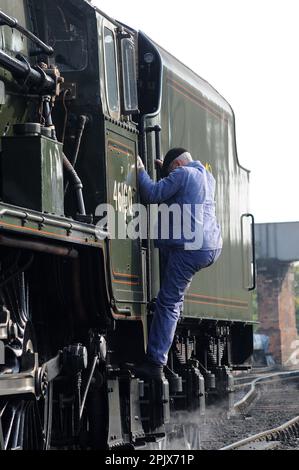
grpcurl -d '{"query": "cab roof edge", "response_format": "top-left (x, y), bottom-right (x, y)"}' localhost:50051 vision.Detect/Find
top-left (84, 0), bottom-right (124, 29)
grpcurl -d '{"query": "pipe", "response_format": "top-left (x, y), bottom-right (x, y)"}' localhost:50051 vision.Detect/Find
top-left (62, 153), bottom-right (86, 216)
top-left (0, 50), bottom-right (55, 92)
top-left (0, 10), bottom-right (53, 55)
top-left (64, 115), bottom-right (88, 194)
top-left (41, 102), bottom-right (86, 217)
top-left (0, 234), bottom-right (78, 258)
top-left (0, 207), bottom-right (108, 238)
top-left (70, 115), bottom-right (88, 168)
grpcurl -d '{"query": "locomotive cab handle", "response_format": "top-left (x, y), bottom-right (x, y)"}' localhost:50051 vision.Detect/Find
top-left (241, 213), bottom-right (256, 291)
top-left (145, 125), bottom-right (162, 178)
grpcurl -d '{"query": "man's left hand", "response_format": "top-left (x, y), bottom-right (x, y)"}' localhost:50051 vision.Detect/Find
top-left (137, 156), bottom-right (145, 171)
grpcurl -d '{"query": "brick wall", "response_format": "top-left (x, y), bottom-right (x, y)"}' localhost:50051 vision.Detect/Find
top-left (257, 260), bottom-right (298, 364)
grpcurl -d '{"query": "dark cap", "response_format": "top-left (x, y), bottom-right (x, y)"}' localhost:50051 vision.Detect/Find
top-left (161, 147), bottom-right (188, 178)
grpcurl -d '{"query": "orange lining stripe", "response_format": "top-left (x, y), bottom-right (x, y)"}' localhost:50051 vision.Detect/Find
top-left (168, 77), bottom-right (229, 122)
top-left (187, 293), bottom-right (248, 305)
top-left (109, 138), bottom-right (134, 151)
top-left (113, 314), bottom-right (142, 320)
top-left (108, 139), bottom-right (133, 155)
top-left (186, 298), bottom-right (248, 310)
top-left (113, 271), bottom-right (139, 279)
top-left (108, 145), bottom-right (131, 157)
top-left (112, 279), bottom-right (140, 286)
top-left (0, 221), bottom-right (99, 245)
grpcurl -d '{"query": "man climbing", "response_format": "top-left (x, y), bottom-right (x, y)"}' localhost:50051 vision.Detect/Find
top-left (135, 148), bottom-right (223, 379)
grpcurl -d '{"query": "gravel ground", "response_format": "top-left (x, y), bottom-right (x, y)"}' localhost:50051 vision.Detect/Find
top-left (200, 380), bottom-right (299, 450)
top-left (277, 439), bottom-right (299, 450)
top-left (156, 378), bottom-right (299, 450)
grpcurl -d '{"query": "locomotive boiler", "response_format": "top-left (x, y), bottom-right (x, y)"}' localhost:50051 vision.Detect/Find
top-left (0, 0), bottom-right (255, 450)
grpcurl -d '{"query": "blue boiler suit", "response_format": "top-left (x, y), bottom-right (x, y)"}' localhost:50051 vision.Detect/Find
top-left (138, 160), bottom-right (223, 366)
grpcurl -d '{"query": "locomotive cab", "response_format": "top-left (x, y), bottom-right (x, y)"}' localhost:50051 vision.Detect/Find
top-left (0, 0), bottom-right (255, 450)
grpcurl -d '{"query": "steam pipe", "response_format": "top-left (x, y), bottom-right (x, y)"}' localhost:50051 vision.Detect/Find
top-left (64, 115), bottom-right (88, 194)
top-left (70, 115), bottom-right (88, 168)
top-left (0, 234), bottom-right (78, 258)
top-left (0, 49), bottom-right (34, 76)
top-left (0, 10), bottom-right (54, 55)
top-left (40, 101), bottom-right (86, 217)
top-left (0, 49), bottom-right (55, 92)
top-left (62, 153), bottom-right (86, 216)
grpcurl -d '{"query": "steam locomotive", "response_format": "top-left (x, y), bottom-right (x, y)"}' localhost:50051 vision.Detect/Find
top-left (0, 0), bottom-right (255, 450)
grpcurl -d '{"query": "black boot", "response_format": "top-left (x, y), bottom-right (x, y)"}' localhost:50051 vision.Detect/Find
top-left (131, 358), bottom-right (165, 380)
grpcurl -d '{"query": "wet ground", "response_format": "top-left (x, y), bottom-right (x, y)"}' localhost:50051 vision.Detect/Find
top-left (201, 381), bottom-right (299, 449)
top-left (155, 378), bottom-right (299, 450)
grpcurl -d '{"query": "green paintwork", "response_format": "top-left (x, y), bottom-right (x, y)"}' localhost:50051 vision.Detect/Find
top-left (0, 1), bottom-right (30, 137)
top-left (0, 0), bottom-right (253, 327)
top-left (142, 39), bottom-right (253, 323)
top-left (2, 135), bottom-right (64, 215)
top-left (105, 121), bottom-right (145, 315)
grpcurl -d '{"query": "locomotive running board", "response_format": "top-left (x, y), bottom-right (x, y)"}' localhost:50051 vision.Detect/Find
top-left (0, 353), bottom-right (61, 397)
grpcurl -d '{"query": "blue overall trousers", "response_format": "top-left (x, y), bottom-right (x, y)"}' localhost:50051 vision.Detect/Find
top-left (147, 247), bottom-right (221, 365)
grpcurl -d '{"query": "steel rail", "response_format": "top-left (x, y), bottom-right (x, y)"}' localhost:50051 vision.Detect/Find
top-left (220, 415), bottom-right (299, 450)
top-left (233, 368), bottom-right (277, 386)
top-left (233, 369), bottom-right (299, 415)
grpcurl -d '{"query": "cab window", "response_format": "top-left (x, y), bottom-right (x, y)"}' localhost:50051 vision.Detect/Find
top-left (121, 38), bottom-right (138, 113)
top-left (104, 27), bottom-right (119, 113)
top-left (43, 0), bottom-right (88, 72)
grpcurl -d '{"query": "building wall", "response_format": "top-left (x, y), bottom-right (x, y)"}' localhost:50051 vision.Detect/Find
top-left (257, 260), bottom-right (298, 364)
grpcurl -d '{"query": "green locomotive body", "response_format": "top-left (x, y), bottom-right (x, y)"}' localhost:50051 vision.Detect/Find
top-left (0, 0), bottom-right (255, 450)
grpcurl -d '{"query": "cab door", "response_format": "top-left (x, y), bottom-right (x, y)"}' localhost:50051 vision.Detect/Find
top-left (102, 20), bottom-right (145, 316)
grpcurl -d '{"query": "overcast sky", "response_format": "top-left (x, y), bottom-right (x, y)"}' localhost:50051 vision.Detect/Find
top-left (94, 0), bottom-right (299, 223)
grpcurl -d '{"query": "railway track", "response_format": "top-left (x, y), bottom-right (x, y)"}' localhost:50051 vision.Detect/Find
top-left (150, 369), bottom-right (299, 450)
top-left (233, 366), bottom-right (277, 386)
top-left (233, 369), bottom-right (299, 415)
top-left (220, 415), bottom-right (299, 450)
top-left (199, 369), bottom-right (299, 450)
